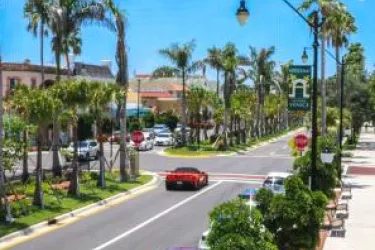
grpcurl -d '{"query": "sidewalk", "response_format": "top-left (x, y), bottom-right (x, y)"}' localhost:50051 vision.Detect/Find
top-left (324, 127), bottom-right (375, 250)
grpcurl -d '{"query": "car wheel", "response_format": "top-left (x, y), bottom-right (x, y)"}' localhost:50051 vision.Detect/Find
top-left (165, 183), bottom-right (172, 191)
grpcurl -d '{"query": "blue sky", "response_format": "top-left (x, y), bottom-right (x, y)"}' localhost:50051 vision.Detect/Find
top-left (0, 0), bottom-right (374, 80)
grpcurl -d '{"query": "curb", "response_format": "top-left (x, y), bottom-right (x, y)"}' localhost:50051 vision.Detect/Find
top-left (0, 174), bottom-right (159, 244)
top-left (234, 127), bottom-right (305, 155)
top-left (157, 127), bottom-right (304, 158)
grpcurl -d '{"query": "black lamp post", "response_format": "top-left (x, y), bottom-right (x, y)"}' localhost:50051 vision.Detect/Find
top-left (302, 48), bottom-right (346, 180)
top-left (236, 0), bottom-right (323, 191)
top-left (137, 78), bottom-right (141, 123)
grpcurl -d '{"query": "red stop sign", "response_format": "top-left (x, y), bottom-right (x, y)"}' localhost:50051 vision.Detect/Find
top-left (132, 131), bottom-right (144, 146)
top-left (294, 134), bottom-right (309, 151)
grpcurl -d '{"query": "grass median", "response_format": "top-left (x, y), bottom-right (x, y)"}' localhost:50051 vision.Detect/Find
top-left (164, 128), bottom-right (297, 157)
top-left (0, 174), bottom-right (152, 238)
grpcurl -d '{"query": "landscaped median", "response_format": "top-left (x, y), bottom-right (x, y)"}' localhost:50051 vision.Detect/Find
top-left (163, 127), bottom-right (303, 158)
top-left (0, 172), bottom-right (153, 239)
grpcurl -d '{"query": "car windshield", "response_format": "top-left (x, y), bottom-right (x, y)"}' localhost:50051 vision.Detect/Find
top-left (78, 142), bottom-right (88, 147)
top-left (154, 125), bottom-right (165, 129)
top-left (158, 134), bottom-right (170, 138)
top-left (175, 167), bottom-right (200, 173)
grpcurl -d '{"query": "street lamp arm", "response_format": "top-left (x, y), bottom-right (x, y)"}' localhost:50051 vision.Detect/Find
top-left (280, 0), bottom-right (313, 27)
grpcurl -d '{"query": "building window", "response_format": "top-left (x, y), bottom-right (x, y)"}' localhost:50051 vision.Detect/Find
top-left (31, 78), bottom-right (37, 88)
top-left (9, 78), bottom-right (20, 91)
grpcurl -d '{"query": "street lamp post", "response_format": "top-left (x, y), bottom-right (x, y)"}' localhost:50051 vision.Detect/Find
top-left (236, 0), bottom-right (322, 191)
top-left (302, 48), bottom-right (346, 180)
top-left (137, 78), bottom-right (141, 123)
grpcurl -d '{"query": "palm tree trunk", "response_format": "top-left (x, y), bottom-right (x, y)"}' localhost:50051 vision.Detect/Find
top-left (68, 122), bottom-right (80, 196)
top-left (22, 128), bottom-right (29, 183)
top-left (33, 126), bottom-right (44, 208)
top-left (321, 29), bottom-right (327, 136)
top-left (0, 62), bottom-right (13, 221)
top-left (97, 118), bottom-right (106, 187)
top-left (65, 52), bottom-right (71, 79)
top-left (52, 50), bottom-right (62, 177)
top-left (223, 72), bottom-right (229, 150)
top-left (40, 22), bottom-right (45, 85)
top-left (216, 69), bottom-right (220, 97)
top-left (119, 100), bottom-right (130, 182)
top-left (181, 69), bottom-right (188, 146)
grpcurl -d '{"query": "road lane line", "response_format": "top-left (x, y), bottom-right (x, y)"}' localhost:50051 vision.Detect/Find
top-left (92, 181), bottom-right (223, 250)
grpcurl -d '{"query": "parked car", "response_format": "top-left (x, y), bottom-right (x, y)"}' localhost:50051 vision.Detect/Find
top-left (155, 132), bottom-right (174, 146)
top-left (67, 140), bottom-right (99, 161)
top-left (142, 129), bottom-right (156, 139)
top-left (175, 124), bottom-right (191, 133)
top-left (165, 167), bottom-right (208, 190)
top-left (136, 133), bottom-right (154, 151)
top-left (262, 172), bottom-right (292, 195)
top-left (154, 124), bottom-right (169, 134)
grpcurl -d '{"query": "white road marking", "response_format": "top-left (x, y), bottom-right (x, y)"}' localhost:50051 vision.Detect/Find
top-left (270, 151), bottom-right (276, 156)
top-left (92, 181), bottom-right (223, 250)
top-left (282, 145), bottom-right (288, 150)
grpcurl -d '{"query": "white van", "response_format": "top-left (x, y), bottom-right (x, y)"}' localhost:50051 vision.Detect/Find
top-left (263, 172), bottom-right (292, 195)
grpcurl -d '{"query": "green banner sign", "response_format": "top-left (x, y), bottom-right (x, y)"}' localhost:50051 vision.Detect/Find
top-left (288, 65), bottom-right (312, 111)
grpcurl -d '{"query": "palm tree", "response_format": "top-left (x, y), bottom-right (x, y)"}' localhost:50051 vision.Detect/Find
top-left (299, 0), bottom-right (339, 136)
top-left (15, 87), bottom-right (61, 207)
top-left (51, 80), bottom-right (90, 196)
top-left (103, 0), bottom-right (130, 182)
top-left (239, 46), bottom-right (276, 138)
top-left (326, 3), bottom-right (357, 106)
top-left (205, 47), bottom-right (223, 97)
top-left (48, 0), bottom-right (107, 177)
top-left (24, 0), bottom-right (50, 85)
top-left (23, 0), bottom-right (51, 183)
top-left (221, 43), bottom-right (240, 148)
top-left (89, 82), bottom-right (119, 187)
top-left (154, 40), bottom-right (201, 146)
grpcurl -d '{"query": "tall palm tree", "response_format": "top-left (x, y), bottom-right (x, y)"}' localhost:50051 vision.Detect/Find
top-left (299, 0), bottom-right (339, 136)
top-left (154, 40), bottom-right (201, 146)
top-left (205, 47), bottom-right (223, 97)
top-left (48, 0), bottom-right (107, 177)
top-left (326, 3), bottom-right (357, 106)
top-left (24, 0), bottom-right (50, 85)
top-left (89, 82), bottom-right (119, 187)
top-left (239, 46), bottom-right (276, 137)
top-left (221, 43), bottom-right (240, 148)
top-left (24, 0), bottom-right (51, 183)
top-left (103, 0), bottom-right (130, 182)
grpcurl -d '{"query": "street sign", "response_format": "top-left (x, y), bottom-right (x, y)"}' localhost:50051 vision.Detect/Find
top-left (294, 134), bottom-right (309, 151)
top-left (288, 65), bottom-right (311, 111)
top-left (132, 131), bottom-right (144, 146)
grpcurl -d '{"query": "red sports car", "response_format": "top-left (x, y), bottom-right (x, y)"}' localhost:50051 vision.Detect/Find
top-left (165, 167), bottom-right (208, 190)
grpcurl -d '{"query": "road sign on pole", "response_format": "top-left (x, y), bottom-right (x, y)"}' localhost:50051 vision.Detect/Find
top-left (288, 65), bottom-right (311, 111)
top-left (132, 131), bottom-right (144, 147)
top-left (294, 134), bottom-right (309, 152)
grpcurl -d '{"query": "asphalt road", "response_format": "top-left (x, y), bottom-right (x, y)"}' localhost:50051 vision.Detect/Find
top-left (7, 132), bottom-right (297, 250)
top-left (10, 181), bottom-right (258, 250)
